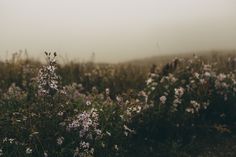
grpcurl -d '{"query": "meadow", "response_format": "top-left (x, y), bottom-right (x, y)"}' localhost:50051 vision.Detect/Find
top-left (0, 51), bottom-right (235, 157)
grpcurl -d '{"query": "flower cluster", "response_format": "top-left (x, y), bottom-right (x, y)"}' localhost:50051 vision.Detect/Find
top-left (172, 87), bottom-right (185, 112)
top-left (67, 108), bottom-right (102, 156)
top-left (143, 54), bottom-right (236, 138)
top-left (2, 83), bottom-right (27, 101)
top-left (37, 52), bottom-right (59, 96)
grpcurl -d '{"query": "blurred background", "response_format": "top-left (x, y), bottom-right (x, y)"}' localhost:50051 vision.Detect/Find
top-left (0, 0), bottom-right (236, 63)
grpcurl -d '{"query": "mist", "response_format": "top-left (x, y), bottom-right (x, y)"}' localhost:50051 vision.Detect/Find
top-left (0, 0), bottom-right (236, 62)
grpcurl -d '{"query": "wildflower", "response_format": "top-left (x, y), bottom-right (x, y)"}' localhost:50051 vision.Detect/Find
top-left (105, 88), bottom-right (110, 95)
top-left (126, 108), bottom-right (132, 116)
top-left (202, 102), bottom-right (210, 109)
top-left (186, 108), bottom-right (194, 114)
top-left (57, 137), bottom-right (64, 145)
top-left (159, 77), bottom-right (163, 83)
top-left (167, 74), bottom-right (177, 83)
top-left (204, 72), bottom-right (211, 77)
top-left (114, 145), bottom-right (119, 151)
top-left (171, 87), bottom-right (184, 112)
top-left (37, 52), bottom-right (60, 96)
top-left (101, 142), bottom-right (105, 148)
top-left (86, 100), bottom-right (91, 106)
top-left (174, 87), bottom-right (184, 97)
top-left (3, 138), bottom-right (7, 143)
top-left (203, 64), bottom-right (211, 71)
top-left (31, 132), bottom-right (39, 136)
top-left (57, 111), bottom-right (64, 116)
top-left (9, 138), bottom-right (14, 144)
top-left (90, 148), bottom-right (94, 154)
top-left (95, 129), bottom-right (102, 136)
top-left (26, 148), bottom-right (32, 154)
top-left (159, 96), bottom-right (167, 104)
top-left (80, 141), bottom-right (90, 149)
top-left (194, 73), bottom-right (199, 79)
top-left (44, 152), bottom-right (48, 157)
top-left (74, 147), bottom-right (80, 157)
top-left (222, 82), bottom-right (229, 89)
top-left (200, 79), bottom-right (205, 84)
top-left (173, 99), bottom-right (181, 106)
top-left (92, 86), bottom-right (98, 94)
top-left (124, 125), bottom-right (134, 132)
top-left (106, 131), bottom-right (111, 136)
top-left (0, 149), bottom-right (3, 156)
top-left (3, 83), bottom-right (26, 100)
top-left (146, 78), bottom-right (153, 85)
top-left (132, 106), bottom-right (142, 113)
top-left (186, 100), bottom-right (201, 114)
top-left (191, 100), bottom-right (200, 112)
top-left (218, 73), bottom-right (226, 81)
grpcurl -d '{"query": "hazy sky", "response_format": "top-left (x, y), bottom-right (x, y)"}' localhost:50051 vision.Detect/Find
top-left (0, 0), bottom-right (236, 62)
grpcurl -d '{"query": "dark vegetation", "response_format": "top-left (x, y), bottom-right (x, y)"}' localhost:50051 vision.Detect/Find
top-left (0, 51), bottom-right (235, 157)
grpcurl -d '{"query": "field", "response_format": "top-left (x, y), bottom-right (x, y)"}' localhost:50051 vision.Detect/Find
top-left (0, 51), bottom-right (236, 157)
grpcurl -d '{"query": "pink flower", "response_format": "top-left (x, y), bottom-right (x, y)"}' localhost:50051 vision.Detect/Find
top-left (160, 96), bottom-right (167, 104)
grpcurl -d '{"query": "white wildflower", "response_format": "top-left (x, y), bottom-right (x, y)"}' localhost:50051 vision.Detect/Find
top-left (194, 72), bottom-right (200, 79)
top-left (160, 96), bottom-right (167, 104)
top-left (86, 100), bottom-right (91, 106)
top-left (44, 152), bottom-right (48, 157)
top-left (26, 148), bottom-right (32, 154)
top-left (146, 78), bottom-right (153, 85)
top-left (57, 137), bottom-right (64, 145)
top-left (204, 72), bottom-right (211, 77)
top-left (74, 147), bottom-right (80, 157)
top-left (106, 131), bottom-right (111, 136)
top-left (174, 87), bottom-right (184, 97)
top-left (105, 88), bottom-right (110, 95)
top-left (80, 141), bottom-right (90, 149)
top-left (114, 145), bottom-right (119, 151)
top-left (218, 73), bottom-right (226, 81)
top-left (124, 125), bottom-right (135, 134)
top-left (186, 108), bottom-right (194, 114)
top-left (57, 111), bottom-right (64, 116)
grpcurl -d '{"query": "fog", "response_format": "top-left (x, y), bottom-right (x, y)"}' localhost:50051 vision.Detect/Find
top-left (0, 0), bottom-right (236, 62)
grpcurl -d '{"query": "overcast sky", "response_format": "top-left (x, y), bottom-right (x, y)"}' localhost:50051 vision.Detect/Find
top-left (0, 0), bottom-right (236, 62)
